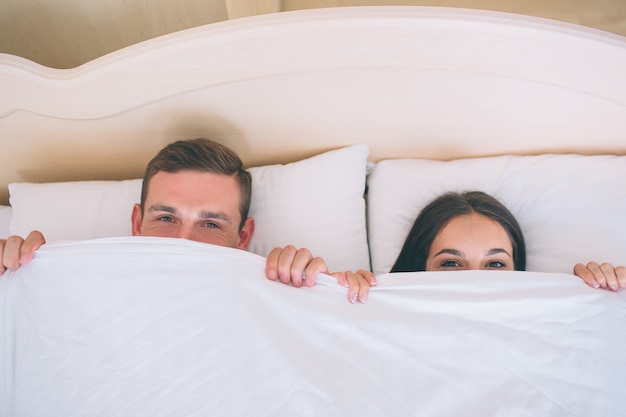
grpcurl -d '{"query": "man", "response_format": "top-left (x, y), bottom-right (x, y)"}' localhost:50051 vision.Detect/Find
top-left (0, 138), bottom-right (373, 302)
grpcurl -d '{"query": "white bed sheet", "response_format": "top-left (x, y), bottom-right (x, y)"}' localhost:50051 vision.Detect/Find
top-left (1, 237), bottom-right (624, 417)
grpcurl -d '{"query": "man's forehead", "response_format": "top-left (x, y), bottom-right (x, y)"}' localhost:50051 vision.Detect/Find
top-left (145, 171), bottom-right (241, 218)
top-left (148, 170), bottom-right (240, 194)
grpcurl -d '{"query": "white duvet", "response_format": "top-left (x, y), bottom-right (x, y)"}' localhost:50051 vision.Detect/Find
top-left (1, 237), bottom-right (624, 417)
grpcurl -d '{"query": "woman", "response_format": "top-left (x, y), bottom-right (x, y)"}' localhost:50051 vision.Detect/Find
top-left (355, 191), bottom-right (624, 292)
top-left (391, 191), bottom-right (525, 273)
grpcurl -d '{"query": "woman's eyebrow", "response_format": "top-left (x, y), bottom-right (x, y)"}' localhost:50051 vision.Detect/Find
top-left (486, 248), bottom-right (512, 257)
top-left (433, 249), bottom-right (463, 257)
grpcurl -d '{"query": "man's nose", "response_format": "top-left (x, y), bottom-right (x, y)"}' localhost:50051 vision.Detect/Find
top-left (174, 224), bottom-right (195, 240)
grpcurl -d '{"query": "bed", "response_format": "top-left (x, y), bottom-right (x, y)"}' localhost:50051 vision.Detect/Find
top-left (1, 6), bottom-right (625, 416)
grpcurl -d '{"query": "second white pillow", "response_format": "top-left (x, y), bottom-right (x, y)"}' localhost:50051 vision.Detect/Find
top-left (367, 154), bottom-right (626, 275)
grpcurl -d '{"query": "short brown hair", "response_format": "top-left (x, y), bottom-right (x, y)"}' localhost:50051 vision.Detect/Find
top-left (140, 138), bottom-right (252, 230)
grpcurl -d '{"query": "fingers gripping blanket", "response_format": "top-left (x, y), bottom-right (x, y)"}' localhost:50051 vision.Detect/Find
top-left (1, 238), bottom-right (624, 416)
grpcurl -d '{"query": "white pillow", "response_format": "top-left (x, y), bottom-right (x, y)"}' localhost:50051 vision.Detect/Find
top-left (0, 205), bottom-right (11, 239)
top-left (9, 180), bottom-right (142, 241)
top-left (367, 154), bottom-right (626, 275)
top-left (247, 145), bottom-right (370, 272)
top-left (9, 145), bottom-right (370, 272)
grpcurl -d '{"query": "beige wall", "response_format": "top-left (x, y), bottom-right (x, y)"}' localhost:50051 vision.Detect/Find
top-left (1, 0), bottom-right (625, 69)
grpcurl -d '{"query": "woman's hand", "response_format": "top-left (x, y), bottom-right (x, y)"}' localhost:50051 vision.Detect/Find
top-left (331, 270), bottom-right (377, 304)
top-left (574, 262), bottom-right (626, 291)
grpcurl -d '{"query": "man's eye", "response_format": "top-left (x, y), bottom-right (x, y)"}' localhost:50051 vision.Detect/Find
top-left (203, 222), bottom-right (219, 229)
top-left (157, 216), bottom-right (174, 223)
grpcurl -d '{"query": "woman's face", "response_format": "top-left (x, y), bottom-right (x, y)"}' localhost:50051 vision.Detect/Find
top-left (426, 212), bottom-right (514, 271)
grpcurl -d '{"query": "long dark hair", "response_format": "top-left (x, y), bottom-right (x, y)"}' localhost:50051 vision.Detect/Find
top-left (390, 191), bottom-right (526, 272)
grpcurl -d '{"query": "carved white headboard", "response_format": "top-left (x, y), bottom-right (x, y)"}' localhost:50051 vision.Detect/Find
top-left (1, 6), bottom-right (626, 204)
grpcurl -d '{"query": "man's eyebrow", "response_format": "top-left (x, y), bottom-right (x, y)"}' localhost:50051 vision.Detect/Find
top-left (433, 249), bottom-right (463, 257)
top-left (148, 205), bottom-right (176, 214)
top-left (146, 206), bottom-right (233, 224)
top-left (486, 248), bottom-right (512, 257)
top-left (199, 211), bottom-right (232, 224)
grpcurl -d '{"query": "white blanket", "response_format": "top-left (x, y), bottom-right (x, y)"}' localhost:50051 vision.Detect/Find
top-left (1, 237), bottom-right (624, 417)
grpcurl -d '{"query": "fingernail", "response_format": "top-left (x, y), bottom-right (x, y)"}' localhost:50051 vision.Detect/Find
top-left (612, 285), bottom-right (619, 291)
top-left (351, 294), bottom-right (358, 304)
top-left (592, 279), bottom-right (600, 289)
top-left (361, 293), bottom-right (368, 303)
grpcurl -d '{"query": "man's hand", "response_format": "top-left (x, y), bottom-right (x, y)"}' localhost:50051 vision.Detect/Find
top-left (0, 230), bottom-right (46, 274)
top-left (266, 246), bottom-right (376, 303)
top-left (266, 245), bottom-right (328, 287)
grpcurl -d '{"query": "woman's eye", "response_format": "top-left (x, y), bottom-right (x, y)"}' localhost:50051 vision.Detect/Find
top-left (441, 260), bottom-right (461, 268)
top-left (486, 260), bottom-right (506, 268)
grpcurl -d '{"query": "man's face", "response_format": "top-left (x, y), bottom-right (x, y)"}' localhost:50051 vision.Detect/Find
top-left (131, 170), bottom-right (254, 249)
